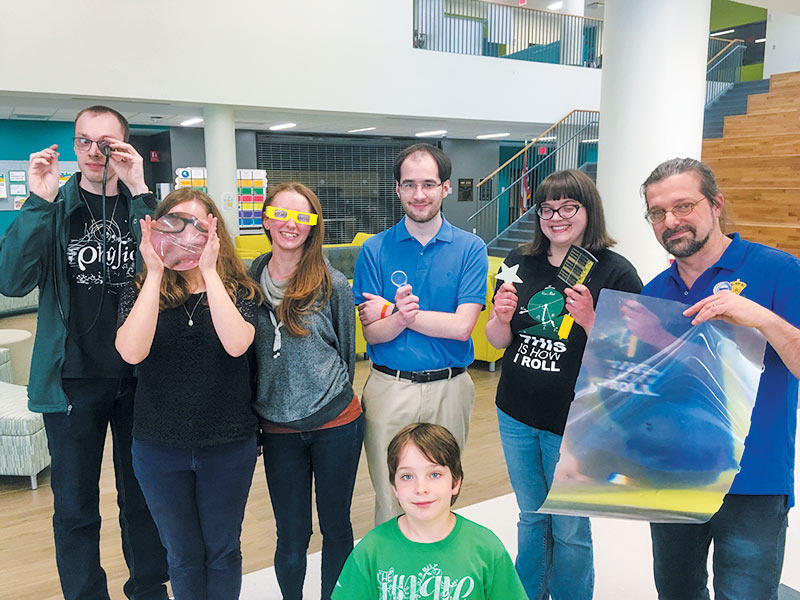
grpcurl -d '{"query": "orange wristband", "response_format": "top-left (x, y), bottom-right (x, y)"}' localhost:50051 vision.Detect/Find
top-left (380, 302), bottom-right (391, 319)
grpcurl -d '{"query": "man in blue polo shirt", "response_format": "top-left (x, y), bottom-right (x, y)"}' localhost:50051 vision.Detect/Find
top-left (353, 143), bottom-right (488, 525)
top-left (640, 157), bottom-right (800, 599)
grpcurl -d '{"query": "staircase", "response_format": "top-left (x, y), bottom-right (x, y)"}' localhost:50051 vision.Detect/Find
top-left (702, 71), bottom-right (800, 258)
top-left (487, 209), bottom-right (537, 257)
top-left (703, 79), bottom-right (770, 138)
top-left (467, 109), bottom-right (600, 257)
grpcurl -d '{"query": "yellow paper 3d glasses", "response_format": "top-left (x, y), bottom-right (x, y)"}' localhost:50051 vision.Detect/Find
top-left (264, 206), bottom-right (318, 226)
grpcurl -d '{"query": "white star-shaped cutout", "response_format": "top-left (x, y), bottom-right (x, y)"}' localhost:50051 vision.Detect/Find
top-left (496, 262), bottom-right (523, 285)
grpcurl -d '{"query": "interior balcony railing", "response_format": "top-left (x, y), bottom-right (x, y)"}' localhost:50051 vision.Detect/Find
top-left (467, 110), bottom-right (599, 245)
top-left (413, 0), bottom-right (603, 68)
top-left (706, 36), bottom-right (746, 106)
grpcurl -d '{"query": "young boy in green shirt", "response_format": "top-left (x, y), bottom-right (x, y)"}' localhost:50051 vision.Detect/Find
top-left (332, 423), bottom-right (527, 599)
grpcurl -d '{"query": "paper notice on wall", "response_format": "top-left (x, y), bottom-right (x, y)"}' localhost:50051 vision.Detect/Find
top-left (0, 174), bottom-right (6, 199)
top-left (9, 183), bottom-right (27, 196)
top-left (8, 170), bottom-right (26, 182)
top-left (13, 197), bottom-right (27, 210)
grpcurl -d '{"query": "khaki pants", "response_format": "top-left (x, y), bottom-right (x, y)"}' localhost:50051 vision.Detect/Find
top-left (361, 367), bottom-right (475, 526)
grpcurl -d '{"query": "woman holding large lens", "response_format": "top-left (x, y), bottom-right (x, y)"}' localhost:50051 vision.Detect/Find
top-left (485, 169), bottom-right (642, 600)
top-left (251, 182), bottom-right (362, 600)
top-left (115, 187), bottom-right (261, 600)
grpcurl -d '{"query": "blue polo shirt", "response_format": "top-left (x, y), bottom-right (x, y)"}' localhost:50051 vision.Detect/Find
top-left (352, 216), bottom-right (488, 371)
top-left (642, 233), bottom-right (800, 504)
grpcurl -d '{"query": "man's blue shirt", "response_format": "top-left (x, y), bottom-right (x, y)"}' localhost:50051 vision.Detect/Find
top-left (642, 233), bottom-right (800, 504)
top-left (352, 216), bottom-right (488, 372)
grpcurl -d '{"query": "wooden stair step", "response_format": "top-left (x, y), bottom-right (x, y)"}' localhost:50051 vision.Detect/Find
top-left (769, 71), bottom-right (800, 88)
top-left (731, 224), bottom-right (800, 258)
top-left (702, 134), bottom-right (800, 158)
top-left (723, 110), bottom-right (800, 137)
top-left (722, 188), bottom-right (800, 226)
top-left (705, 155), bottom-right (800, 186)
top-left (747, 94), bottom-right (800, 114)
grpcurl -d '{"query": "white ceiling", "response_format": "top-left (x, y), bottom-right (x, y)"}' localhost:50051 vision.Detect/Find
top-left (0, 91), bottom-right (554, 142)
top-left (0, 1), bottom-right (606, 143)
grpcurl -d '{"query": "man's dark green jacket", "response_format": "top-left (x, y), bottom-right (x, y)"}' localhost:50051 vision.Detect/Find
top-left (0, 175), bottom-right (154, 412)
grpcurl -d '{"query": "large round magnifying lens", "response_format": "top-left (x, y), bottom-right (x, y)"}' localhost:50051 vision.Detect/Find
top-left (391, 270), bottom-right (408, 288)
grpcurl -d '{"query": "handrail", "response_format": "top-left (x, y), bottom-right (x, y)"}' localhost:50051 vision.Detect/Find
top-left (477, 109), bottom-right (590, 187)
top-left (478, 0), bottom-right (604, 22)
top-left (468, 117), bottom-right (597, 223)
top-left (413, 0), bottom-right (603, 68)
top-left (467, 109), bottom-right (598, 246)
top-left (707, 38), bottom-right (745, 66)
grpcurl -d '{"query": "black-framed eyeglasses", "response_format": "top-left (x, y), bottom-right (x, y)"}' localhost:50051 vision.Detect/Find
top-left (644, 198), bottom-right (706, 224)
top-left (398, 180), bottom-right (443, 194)
top-left (73, 136), bottom-right (113, 156)
top-left (536, 203), bottom-right (582, 220)
top-left (151, 212), bottom-right (209, 234)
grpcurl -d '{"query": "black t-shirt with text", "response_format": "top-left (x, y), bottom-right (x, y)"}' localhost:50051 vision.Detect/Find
top-left (63, 189), bottom-right (136, 378)
top-left (495, 247), bottom-right (642, 435)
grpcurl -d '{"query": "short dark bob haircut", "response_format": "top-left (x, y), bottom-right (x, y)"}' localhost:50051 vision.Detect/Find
top-left (523, 169), bottom-right (615, 256)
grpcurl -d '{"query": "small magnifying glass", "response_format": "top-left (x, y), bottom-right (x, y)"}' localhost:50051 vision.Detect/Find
top-left (391, 270), bottom-right (408, 288)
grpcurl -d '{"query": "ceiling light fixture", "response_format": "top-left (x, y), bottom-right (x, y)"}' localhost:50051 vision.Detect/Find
top-left (269, 122), bottom-right (297, 131)
top-left (348, 127), bottom-right (377, 133)
top-left (476, 132), bottom-right (511, 139)
top-left (755, 37), bottom-right (766, 43)
top-left (711, 29), bottom-right (735, 37)
top-left (180, 117), bottom-right (203, 127)
top-left (415, 129), bottom-right (447, 137)
top-left (580, 138), bottom-right (599, 143)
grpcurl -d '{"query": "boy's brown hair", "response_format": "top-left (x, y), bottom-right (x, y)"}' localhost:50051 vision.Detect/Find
top-left (387, 423), bottom-right (464, 505)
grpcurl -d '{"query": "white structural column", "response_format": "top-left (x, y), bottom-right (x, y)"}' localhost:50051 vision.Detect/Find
top-left (203, 105), bottom-right (240, 236)
top-left (559, 0), bottom-right (585, 66)
top-left (596, 0), bottom-right (711, 283)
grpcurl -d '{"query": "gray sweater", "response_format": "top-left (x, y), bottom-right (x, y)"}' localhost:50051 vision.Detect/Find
top-left (250, 253), bottom-right (356, 430)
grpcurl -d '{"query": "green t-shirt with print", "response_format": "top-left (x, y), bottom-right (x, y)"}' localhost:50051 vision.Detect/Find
top-left (332, 514), bottom-right (527, 600)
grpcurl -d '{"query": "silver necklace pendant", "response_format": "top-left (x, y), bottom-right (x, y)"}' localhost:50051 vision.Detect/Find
top-left (183, 292), bottom-right (205, 327)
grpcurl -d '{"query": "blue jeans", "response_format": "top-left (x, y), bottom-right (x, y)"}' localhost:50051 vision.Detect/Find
top-left (132, 435), bottom-right (257, 600)
top-left (651, 494), bottom-right (789, 600)
top-left (261, 415), bottom-right (364, 600)
top-left (497, 408), bottom-right (594, 600)
top-left (43, 378), bottom-right (169, 600)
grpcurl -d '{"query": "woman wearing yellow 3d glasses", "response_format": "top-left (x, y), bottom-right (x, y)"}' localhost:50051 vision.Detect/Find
top-left (250, 182), bottom-right (362, 600)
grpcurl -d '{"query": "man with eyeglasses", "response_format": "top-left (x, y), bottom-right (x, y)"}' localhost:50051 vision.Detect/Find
top-left (352, 143), bottom-right (488, 525)
top-left (639, 157), bottom-right (800, 599)
top-left (0, 106), bottom-right (169, 600)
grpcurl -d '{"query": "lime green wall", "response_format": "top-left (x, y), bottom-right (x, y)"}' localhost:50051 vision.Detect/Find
top-left (741, 63), bottom-right (764, 81)
top-left (710, 0), bottom-right (766, 31)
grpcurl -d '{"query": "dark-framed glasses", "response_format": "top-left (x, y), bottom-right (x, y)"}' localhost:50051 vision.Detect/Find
top-left (536, 203), bottom-right (582, 220)
top-left (644, 198), bottom-right (706, 224)
top-left (73, 136), bottom-right (112, 156)
top-left (398, 180), bottom-right (443, 194)
top-left (264, 205), bottom-right (318, 226)
top-left (152, 212), bottom-right (209, 234)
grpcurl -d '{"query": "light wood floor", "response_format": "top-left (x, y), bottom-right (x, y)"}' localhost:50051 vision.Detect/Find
top-left (0, 358), bottom-right (511, 600)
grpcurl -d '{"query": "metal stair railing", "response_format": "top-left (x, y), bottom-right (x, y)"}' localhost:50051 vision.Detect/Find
top-left (467, 110), bottom-right (599, 245)
top-left (413, 0), bottom-right (603, 68)
top-left (706, 37), bottom-right (746, 106)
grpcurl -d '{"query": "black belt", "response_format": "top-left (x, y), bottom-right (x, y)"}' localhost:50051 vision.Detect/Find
top-left (372, 364), bottom-right (466, 384)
